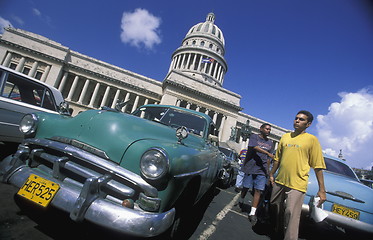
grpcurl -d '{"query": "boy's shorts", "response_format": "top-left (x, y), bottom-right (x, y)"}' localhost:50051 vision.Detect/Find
top-left (242, 174), bottom-right (267, 191)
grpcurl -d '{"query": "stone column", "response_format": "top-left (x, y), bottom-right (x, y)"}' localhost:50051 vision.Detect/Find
top-left (40, 65), bottom-right (50, 82)
top-left (2, 52), bottom-right (12, 67)
top-left (131, 95), bottom-right (139, 112)
top-left (213, 62), bottom-right (218, 79)
top-left (111, 89), bottom-right (121, 108)
top-left (140, 99), bottom-right (149, 118)
top-left (58, 72), bottom-right (68, 92)
top-left (213, 112), bottom-right (218, 124)
top-left (197, 54), bottom-right (202, 71)
top-left (78, 79), bottom-right (90, 104)
top-left (219, 115), bottom-right (226, 141)
top-left (29, 61), bottom-right (38, 78)
top-left (186, 53), bottom-right (191, 69)
top-left (66, 75), bottom-right (79, 101)
top-left (181, 54), bottom-right (186, 69)
top-left (15, 57), bottom-right (25, 72)
top-left (186, 102), bottom-right (191, 109)
top-left (100, 86), bottom-right (111, 107)
top-left (123, 92), bottom-right (130, 112)
top-left (88, 82), bottom-right (100, 108)
top-left (191, 54), bottom-right (197, 70)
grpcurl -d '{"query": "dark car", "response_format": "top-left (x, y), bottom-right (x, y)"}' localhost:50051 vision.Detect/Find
top-left (218, 146), bottom-right (239, 188)
top-left (0, 104), bottom-right (226, 238)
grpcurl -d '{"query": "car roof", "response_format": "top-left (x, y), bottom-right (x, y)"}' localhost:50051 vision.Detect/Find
top-left (323, 153), bottom-right (346, 163)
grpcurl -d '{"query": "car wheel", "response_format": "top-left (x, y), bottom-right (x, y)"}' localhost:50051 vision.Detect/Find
top-left (161, 180), bottom-right (199, 239)
top-left (218, 168), bottom-right (234, 189)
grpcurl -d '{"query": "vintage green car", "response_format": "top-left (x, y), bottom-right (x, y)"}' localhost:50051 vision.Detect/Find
top-left (0, 104), bottom-right (226, 238)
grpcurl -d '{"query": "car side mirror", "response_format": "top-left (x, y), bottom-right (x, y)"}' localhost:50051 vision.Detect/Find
top-left (58, 101), bottom-right (71, 116)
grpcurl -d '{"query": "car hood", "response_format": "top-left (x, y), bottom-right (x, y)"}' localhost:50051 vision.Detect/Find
top-left (307, 170), bottom-right (373, 212)
top-left (36, 110), bottom-right (201, 164)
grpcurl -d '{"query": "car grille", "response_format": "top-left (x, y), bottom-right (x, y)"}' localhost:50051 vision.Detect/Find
top-left (16, 137), bottom-right (158, 217)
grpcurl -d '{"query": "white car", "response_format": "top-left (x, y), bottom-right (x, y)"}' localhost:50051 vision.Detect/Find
top-left (0, 65), bottom-right (66, 145)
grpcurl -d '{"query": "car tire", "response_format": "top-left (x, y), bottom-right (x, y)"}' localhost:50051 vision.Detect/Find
top-left (218, 168), bottom-right (234, 189)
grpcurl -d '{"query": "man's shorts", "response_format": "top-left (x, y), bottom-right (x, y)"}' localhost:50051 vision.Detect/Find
top-left (242, 174), bottom-right (267, 191)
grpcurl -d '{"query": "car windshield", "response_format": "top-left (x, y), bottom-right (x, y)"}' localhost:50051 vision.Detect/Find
top-left (324, 157), bottom-right (358, 180)
top-left (133, 106), bottom-right (206, 136)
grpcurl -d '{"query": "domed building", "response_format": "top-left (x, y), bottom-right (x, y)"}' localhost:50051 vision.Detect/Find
top-left (0, 13), bottom-right (288, 152)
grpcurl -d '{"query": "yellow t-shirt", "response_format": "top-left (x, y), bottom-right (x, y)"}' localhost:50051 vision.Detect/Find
top-left (274, 132), bottom-right (326, 192)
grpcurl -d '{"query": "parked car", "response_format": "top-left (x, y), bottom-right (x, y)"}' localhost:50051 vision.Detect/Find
top-left (218, 146), bottom-right (240, 188)
top-left (0, 104), bottom-right (226, 238)
top-left (0, 65), bottom-right (66, 145)
top-left (302, 154), bottom-right (373, 236)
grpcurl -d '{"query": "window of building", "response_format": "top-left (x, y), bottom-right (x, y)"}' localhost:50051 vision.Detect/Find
top-left (9, 63), bottom-right (17, 70)
top-left (22, 67), bottom-right (30, 75)
top-left (209, 44), bottom-right (213, 49)
top-left (35, 71), bottom-right (43, 80)
top-left (201, 41), bottom-right (205, 47)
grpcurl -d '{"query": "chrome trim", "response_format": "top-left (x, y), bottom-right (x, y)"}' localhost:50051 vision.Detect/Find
top-left (327, 190), bottom-right (365, 203)
top-left (174, 166), bottom-right (209, 178)
top-left (21, 138), bottom-right (158, 197)
top-left (302, 203), bottom-right (373, 234)
top-left (4, 164), bottom-right (175, 237)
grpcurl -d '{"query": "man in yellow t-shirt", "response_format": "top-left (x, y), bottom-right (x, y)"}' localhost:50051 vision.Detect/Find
top-left (269, 110), bottom-right (326, 240)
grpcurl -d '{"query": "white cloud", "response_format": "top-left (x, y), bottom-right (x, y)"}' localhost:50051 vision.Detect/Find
top-left (316, 87), bottom-right (373, 170)
top-left (0, 16), bottom-right (13, 33)
top-left (32, 8), bottom-right (41, 17)
top-left (120, 8), bottom-right (161, 50)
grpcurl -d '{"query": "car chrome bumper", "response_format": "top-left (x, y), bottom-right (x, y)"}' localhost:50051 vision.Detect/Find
top-left (1, 157), bottom-right (175, 237)
top-left (302, 203), bottom-right (373, 234)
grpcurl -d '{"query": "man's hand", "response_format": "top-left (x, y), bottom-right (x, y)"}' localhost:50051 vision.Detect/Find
top-left (269, 175), bottom-right (275, 186)
top-left (317, 190), bottom-right (326, 207)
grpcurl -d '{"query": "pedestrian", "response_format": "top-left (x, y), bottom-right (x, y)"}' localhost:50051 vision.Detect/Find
top-left (239, 123), bottom-right (274, 225)
top-left (269, 110), bottom-right (326, 240)
top-left (234, 148), bottom-right (247, 192)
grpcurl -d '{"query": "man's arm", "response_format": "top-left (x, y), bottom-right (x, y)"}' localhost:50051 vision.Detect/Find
top-left (253, 146), bottom-right (274, 159)
top-left (269, 160), bottom-right (279, 186)
top-left (314, 168), bottom-right (326, 207)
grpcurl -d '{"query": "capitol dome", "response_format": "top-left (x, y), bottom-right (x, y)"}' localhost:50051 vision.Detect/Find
top-left (168, 13), bottom-right (228, 87)
top-left (186, 13), bottom-right (225, 46)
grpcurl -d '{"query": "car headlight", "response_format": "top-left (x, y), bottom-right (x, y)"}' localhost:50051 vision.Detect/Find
top-left (140, 148), bottom-right (169, 180)
top-left (19, 114), bottom-right (38, 136)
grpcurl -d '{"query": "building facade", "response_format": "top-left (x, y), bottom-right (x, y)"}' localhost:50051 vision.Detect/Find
top-left (0, 13), bottom-right (288, 152)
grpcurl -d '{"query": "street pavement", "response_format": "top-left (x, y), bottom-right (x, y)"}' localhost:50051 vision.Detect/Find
top-left (0, 180), bottom-right (355, 240)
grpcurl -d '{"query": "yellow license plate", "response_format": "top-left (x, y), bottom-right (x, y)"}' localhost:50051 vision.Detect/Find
top-left (17, 174), bottom-right (60, 207)
top-left (332, 203), bottom-right (360, 220)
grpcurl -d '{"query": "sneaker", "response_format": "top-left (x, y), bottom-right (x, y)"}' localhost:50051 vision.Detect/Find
top-left (248, 215), bottom-right (257, 226)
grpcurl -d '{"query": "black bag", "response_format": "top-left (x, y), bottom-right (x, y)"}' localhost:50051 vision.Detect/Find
top-left (255, 183), bottom-right (273, 224)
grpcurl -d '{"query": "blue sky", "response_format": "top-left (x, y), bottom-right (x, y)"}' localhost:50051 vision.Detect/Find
top-left (1, 0), bottom-right (372, 169)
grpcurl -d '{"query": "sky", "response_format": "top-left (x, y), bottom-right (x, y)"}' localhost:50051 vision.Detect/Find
top-left (1, 0), bottom-right (372, 170)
